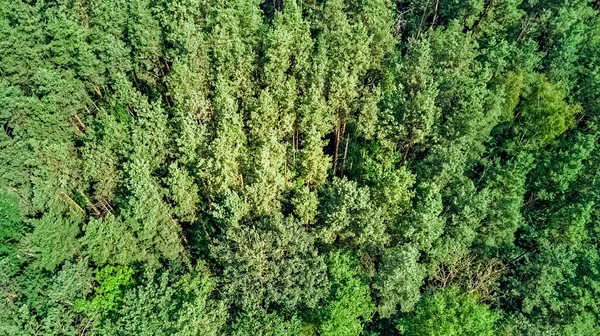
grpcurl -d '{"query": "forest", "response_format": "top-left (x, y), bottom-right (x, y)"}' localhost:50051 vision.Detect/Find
top-left (0, 0), bottom-right (599, 334)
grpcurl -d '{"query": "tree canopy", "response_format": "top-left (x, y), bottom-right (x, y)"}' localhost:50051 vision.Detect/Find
top-left (1, 0), bottom-right (599, 335)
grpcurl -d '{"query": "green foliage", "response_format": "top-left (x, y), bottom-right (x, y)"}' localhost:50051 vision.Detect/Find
top-left (98, 263), bottom-right (226, 336)
top-left (477, 152), bottom-right (533, 250)
top-left (0, 193), bottom-right (22, 257)
top-left (82, 215), bottom-right (146, 266)
top-left (213, 215), bottom-right (329, 312)
top-left (374, 244), bottom-right (426, 317)
top-left (380, 36), bottom-right (440, 151)
top-left (1, 260), bottom-right (93, 335)
top-left (395, 182), bottom-right (444, 251)
top-left (514, 75), bottom-right (581, 146)
top-left (314, 250), bottom-right (375, 336)
top-left (291, 186), bottom-right (319, 225)
top-left (397, 287), bottom-right (499, 336)
top-left (166, 163), bottom-right (200, 222)
top-left (1, 0), bottom-right (599, 334)
top-left (500, 126), bottom-right (600, 334)
top-left (318, 177), bottom-right (387, 250)
top-left (76, 265), bottom-right (134, 316)
top-left (229, 310), bottom-right (303, 336)
top-left (29, 211), bottom-right (81, 271)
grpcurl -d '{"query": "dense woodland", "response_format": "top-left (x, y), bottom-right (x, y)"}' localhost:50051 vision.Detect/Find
top-left (1, 0), bottom-right (599, 334)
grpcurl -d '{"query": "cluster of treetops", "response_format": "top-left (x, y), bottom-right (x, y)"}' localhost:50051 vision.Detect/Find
top-left (1, 0), bottom-right (599, 334)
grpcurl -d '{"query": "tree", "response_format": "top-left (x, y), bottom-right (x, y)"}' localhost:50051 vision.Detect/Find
top-left (97, 263), bottom-right (226, 336)
top-left (379, 35), bottom-right (440, 158)
top-left (28, 211), bottom-right (82, 271)
top-left (317, 177), bottom-right (387, 251)
top-left (313, 250), bottom-right (375, 336)
top-left (213, 215), bottom-right (329, 313)
top-left (0, 193), bottom-right (22, 261)
top-left (397, 287), bottom-right (499, 336)
top-left (513, 74), bottom-right (580, 147)
top-left (229, 310), bottom-right (302, 336)
top-left (374, 244), bottom-right (426, 317)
